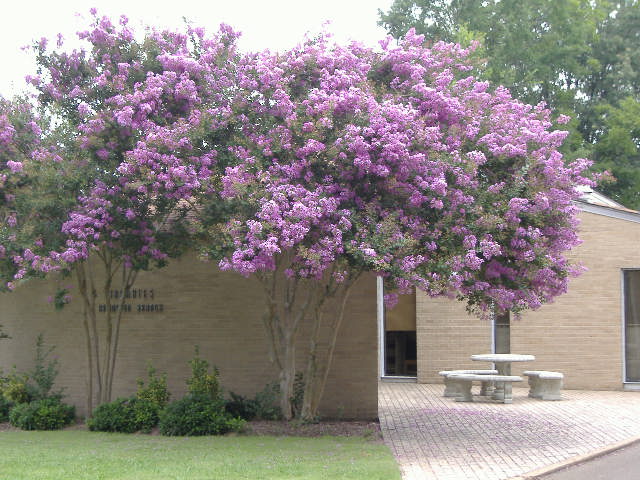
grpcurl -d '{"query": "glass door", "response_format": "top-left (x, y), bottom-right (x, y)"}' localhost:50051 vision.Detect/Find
top-left (381, 285), bottom-right (417, 377)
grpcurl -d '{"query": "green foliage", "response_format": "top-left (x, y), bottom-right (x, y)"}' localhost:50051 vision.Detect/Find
top-left (186, 346), bottom-right (222, 401)
top-left (52, 288), bottom-right (70, 311)
top-left (132, 398), bottom-right (159, 433)
top-left (8, 398), bottom-right (74, 430)
top-left (224, 392), bottom-right (257, 420)
top-left (133, 364), bottom-right (171, 432)
top-left (158, 394), bottom-right (245, 436)
top-left (88, 398), bottom-right (140, 433)
top-left (0, 395), bottom-right (12, 422)
top-left (254, 383), bottom-right (282, 420)
top-left (0, 324), bottom-right (9, 340)
top-left (88, 396), bottom-right (162, 434)
top-left (136, 363), bottom-right (170, 409)
top-left (29, 333), bottom-right (62, 401)
top-left (2, 372), bottom-right (31, 404)
top-left (225, 383), bottom-right (282, 421)
top-left (0, 335), bottom-right (63, 409)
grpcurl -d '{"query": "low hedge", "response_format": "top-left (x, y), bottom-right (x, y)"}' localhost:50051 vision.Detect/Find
top-left (159, 394), bottom-right (245, 436)
top-left (9, 398), bottom-right (75, 430)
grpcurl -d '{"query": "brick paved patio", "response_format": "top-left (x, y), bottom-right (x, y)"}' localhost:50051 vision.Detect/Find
top-left (379, 382), bottom-right (640, 480)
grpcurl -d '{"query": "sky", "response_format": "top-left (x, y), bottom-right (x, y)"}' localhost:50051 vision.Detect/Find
top-left (0, 0), bottom-right (394, 97)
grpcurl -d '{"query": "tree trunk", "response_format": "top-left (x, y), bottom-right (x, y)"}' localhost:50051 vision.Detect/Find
top-left (75, 252), bottom-right (139, 412)
top-left (279, 333), bottom-right (296, 420)
top-left (300, 274), bottom-right (360, 422)
top-left (257, 260), bottom-right (316, 420)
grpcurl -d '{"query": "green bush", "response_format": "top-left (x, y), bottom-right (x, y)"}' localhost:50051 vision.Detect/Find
top-left (2, 335), bottom-right (63, 405)
top-left (0, 395), bottom-right (12, 422)
top-left (88, 398), bottom-right (139, 433)
top-left (254, 382), bottom-right (282, 420)
top-left (133, 398), bottom-right (160, 433)
top-left (29, 334), bottom-right (62, 401)
top-left (225, 392), bottom-right (258, 420)
top-left (159, 394), bottom-right (245, 436)
top-left (136, 364), bottom-right (170, 409)
top-left (88, 397), bottom-right (162, 433)
top-left (225, 383), bottom-right (282, 421)
top-left (132, 364), bottom-right (170, 432)
top-left (187, 347), bottom-right (222, 401)
top-left (9, 398), bottom-right (74, 430)
top-left (2, 373), bottom-right (31, 404)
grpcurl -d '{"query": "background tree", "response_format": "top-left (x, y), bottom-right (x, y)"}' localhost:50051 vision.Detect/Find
top-left (379, 0), bottom-right (640, 209)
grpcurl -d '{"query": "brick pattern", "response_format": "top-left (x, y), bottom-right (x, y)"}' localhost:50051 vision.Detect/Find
top-left (379, 381), bottom-right (640, 480)
top-left (0, 254), bottom-right (378, 419)
top-left (417, 211), bottom-right (640, 389)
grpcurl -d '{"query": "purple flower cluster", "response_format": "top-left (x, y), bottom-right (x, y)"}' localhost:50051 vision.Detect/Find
top-left (0, 14), bottom-right (596, 316)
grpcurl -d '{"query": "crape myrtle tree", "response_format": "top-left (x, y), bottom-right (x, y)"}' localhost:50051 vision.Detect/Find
top-left (128, 29), bottom-right (592, 420)
top-left (1, 12), bottom-right (238, 413)
top-left (2, 12), bottom-right (594, 420)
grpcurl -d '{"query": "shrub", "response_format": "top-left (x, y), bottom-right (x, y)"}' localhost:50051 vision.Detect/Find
top-left (0, 395), bottom-right (12, 422)
top-left (133, 398), bottom-right (159, 433)
top-left (225, 392), bottom-right (258, 420)
top-left (133, 364), bottom-right (170, 432)
top-left (2, 335), bottom-right (63, 405)
top-left (225, 383), bottom-right (282, 421)
top-left (2, 373), bottom-right (31, 404)
top-left (88, 398), bottom-right (139, 433)
top-left (186, 347), bottom-right (222, 401)
top-left (9, 398), bottom-right (74, 430)
top-left (29, 334), bottom-right (63, 401)
top-left (254, 382), bottom-right (282, 420)
top-left (136, 364), bottom-right (170, 409)
top-left (159, 394), bottom-right (245, 436)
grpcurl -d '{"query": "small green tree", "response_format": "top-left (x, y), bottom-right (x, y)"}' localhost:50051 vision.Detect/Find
top-left (187, 347), bottom-right (222, 402)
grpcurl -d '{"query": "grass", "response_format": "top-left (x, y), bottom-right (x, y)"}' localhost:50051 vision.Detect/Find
top-left (0, 430), bottom-right (401, 480)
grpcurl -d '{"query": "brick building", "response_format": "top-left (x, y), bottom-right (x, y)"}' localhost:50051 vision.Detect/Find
top-left (2, 189), bottom-right (638, 419)
top-left (380, 188), bottom-right (640, 392)
top-left (0, 258), bottom-right (378, 419)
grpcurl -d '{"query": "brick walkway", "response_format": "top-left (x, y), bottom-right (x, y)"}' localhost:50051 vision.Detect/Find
top-left (379, 382), bottom-right (640, 480)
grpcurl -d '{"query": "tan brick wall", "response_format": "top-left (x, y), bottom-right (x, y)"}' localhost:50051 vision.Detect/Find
top-left (416, 294), bottom-right (492, 383)
top-left (0, 254), bottom-right (378, 419)
top-left (417, 211), bottom-right (640, 390)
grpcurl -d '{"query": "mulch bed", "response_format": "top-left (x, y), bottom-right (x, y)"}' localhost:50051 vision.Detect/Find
top-left (0, 420), bottom-right (383, 441)
top-left (244, 420), bottom-right (382, 440)
top-left (0, 422), bottom-right (18, 432)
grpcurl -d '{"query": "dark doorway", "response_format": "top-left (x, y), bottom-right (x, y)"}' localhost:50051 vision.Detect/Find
top-left (383, 289), bottom-right (417, 377)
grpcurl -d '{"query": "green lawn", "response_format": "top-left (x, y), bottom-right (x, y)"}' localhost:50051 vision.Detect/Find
top-left (0, 430), bottom-right (401, 480)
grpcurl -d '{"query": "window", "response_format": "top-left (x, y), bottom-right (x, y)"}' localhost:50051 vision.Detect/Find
top-left (624, 270), bottom-right (640, 382)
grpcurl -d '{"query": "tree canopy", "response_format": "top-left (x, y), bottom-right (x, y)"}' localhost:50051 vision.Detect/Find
top-left (1, 11), bottom-right (595, 419)
top-left (379, 0), bottom-right (640, 209)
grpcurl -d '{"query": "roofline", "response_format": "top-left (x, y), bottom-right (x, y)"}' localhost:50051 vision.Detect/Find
top-left (576, 200), bottom-right (640, 224)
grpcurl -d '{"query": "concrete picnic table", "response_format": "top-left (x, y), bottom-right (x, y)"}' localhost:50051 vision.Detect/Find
top-left (470, 353), bottom-right (535, 401)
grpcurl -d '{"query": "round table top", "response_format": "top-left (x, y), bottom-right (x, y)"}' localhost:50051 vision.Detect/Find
top-left (470, 353), bottom-right (535, 363)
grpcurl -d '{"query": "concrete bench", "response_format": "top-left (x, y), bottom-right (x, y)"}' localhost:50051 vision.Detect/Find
top-left (438, 369), bottom-right (498, 397)
top-left (447, 374), bottom-right (523, 404)
top-left (523, 371), bottom-right (564, 400)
